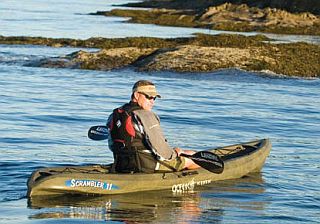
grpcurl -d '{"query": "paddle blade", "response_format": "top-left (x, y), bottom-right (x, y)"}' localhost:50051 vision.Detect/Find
top-left (181, 151), bottom-right (224, 174)
top-left (88, 125), bottom-right (109, 141)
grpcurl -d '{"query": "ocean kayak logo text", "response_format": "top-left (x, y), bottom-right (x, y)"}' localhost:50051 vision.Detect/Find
top-left (172, 178), bottom-right (212, 193)
top-left (65, 179), bottom-right (118, 190)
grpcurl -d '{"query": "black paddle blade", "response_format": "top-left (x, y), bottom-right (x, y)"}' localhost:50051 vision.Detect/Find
top-left (181, 151), bottom-right (224, 174)
top-left (88, 125), bottom-right (109, 141)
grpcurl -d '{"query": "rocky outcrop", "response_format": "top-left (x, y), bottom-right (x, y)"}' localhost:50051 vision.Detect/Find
top-left (69, 48), bottom-right (156, 70)
top-left (4, 34), bottom-right (319, 78)
top-left (122, 0), bottom-right (320, 15)
top-left (25, 36), bottom-right (319, 78)
top-left (104, 3), bottom-right (320, 35)
top-left (137, 45), bottom-right (276, 72)
top-left (200, 3), bottom-right (319, 28)
top-left (32, 48), bottom-right (156, 70)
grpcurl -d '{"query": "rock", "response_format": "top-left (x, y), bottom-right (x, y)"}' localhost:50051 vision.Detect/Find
top-left (137, 45), bottom-right (276, 73)
top-left (200, 3), bottom-right (320, 28)
top-left (32, 47), bottom-right (157, 71)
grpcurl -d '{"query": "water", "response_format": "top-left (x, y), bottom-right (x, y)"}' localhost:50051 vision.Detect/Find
top-left (0, 0), bottom-right (209, 39)
top-left (0, 1), bottom-right (320, 223)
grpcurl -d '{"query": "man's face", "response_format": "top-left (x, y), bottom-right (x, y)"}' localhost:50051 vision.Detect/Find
top-left (134, 92), bottom-right (156, 111)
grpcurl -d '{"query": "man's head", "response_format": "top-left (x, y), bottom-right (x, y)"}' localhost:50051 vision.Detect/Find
top-left (131, 80), bottom-right (161, 111)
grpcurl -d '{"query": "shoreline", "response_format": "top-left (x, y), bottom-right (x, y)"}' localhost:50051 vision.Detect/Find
top-left (1, 34), bottom-right (319, 78)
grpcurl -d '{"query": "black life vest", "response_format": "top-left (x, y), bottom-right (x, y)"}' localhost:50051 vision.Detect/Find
top-left (109, 102), bottom-right (157, 173)
top-left (109, 103), bottom-right (140, 149)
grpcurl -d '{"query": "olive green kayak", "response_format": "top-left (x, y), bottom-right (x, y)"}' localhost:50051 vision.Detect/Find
top-left (27, 138), bottom-right (271, 197)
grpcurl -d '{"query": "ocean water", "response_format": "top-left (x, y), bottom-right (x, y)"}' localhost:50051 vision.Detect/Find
top-left (0, 1), bottom-right (320, 223)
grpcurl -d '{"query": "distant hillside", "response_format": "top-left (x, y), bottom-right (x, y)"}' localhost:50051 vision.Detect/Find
top-left (124, 0), bottom-right (320, 15)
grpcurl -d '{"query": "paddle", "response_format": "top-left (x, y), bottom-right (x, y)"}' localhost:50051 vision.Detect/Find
top-left (88, 125), bottom-right (224, 173)
top-left (180, 151), bottom-right (224, 174)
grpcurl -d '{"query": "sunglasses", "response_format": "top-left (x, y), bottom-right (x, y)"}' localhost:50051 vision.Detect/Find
top-left (139, 92), bottom-right (156, 101)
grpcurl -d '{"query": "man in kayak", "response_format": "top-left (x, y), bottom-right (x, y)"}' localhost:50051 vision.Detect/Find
top-left (107, 80), bottom-right (200, 173)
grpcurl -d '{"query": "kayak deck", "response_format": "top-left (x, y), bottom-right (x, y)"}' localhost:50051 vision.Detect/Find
top-left (27, 138), bottom-right (271, 197)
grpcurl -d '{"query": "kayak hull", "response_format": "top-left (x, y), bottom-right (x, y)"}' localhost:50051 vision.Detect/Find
top-left (27, 139), bottom-right (271, 197)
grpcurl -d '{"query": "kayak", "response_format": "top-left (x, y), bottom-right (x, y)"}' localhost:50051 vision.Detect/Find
top-left (27, 138), bottom-right (271, 197)
top-left (28, 172), bottom-right (264, 210)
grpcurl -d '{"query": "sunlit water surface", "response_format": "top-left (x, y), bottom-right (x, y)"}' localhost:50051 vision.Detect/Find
top-left (0, 0), bottom-right (320, 223)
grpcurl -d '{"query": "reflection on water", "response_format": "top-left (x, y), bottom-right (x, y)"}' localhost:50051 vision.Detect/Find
top-left (28, 173), bottom-right (266, 223)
